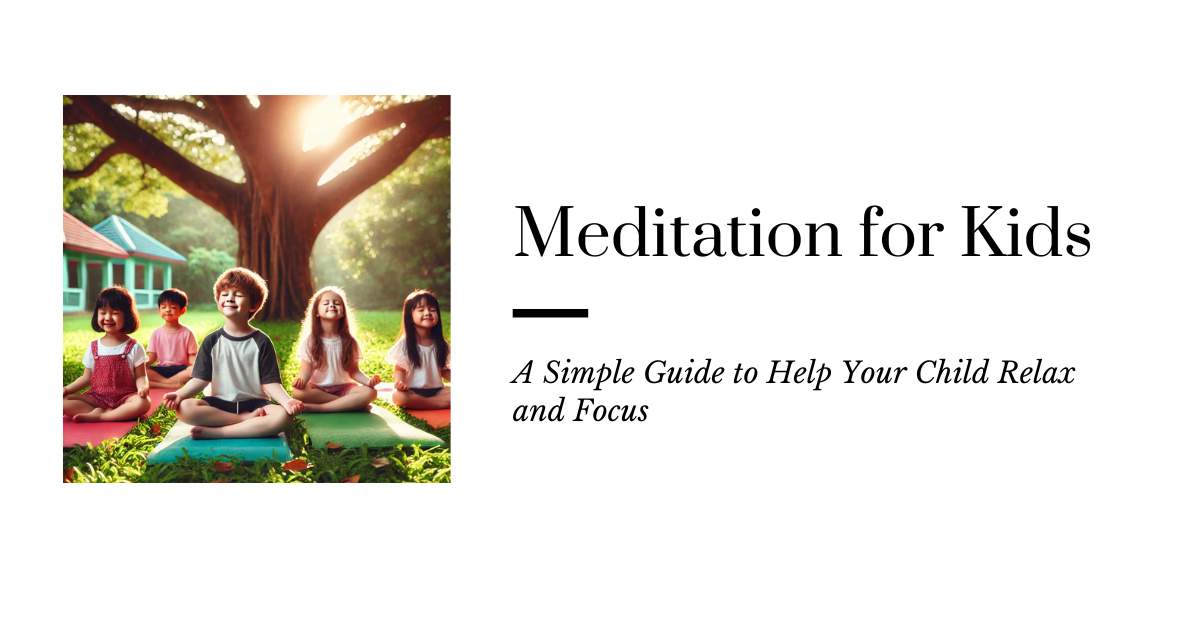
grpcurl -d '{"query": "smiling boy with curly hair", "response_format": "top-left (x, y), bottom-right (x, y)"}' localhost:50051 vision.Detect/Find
top-left (164, 267), bottom-right (303, 439)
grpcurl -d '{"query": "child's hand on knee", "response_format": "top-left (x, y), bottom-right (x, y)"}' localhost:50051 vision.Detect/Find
top-left (394, 367), bottom-right (409, 391)
top-left (367, 374), bottom-right (382, 387)
top-left (282, 398), bottom-right (304, 416)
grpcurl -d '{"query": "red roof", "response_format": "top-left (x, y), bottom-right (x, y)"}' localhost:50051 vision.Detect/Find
top-left (63, 212), bottom-right (129, 258)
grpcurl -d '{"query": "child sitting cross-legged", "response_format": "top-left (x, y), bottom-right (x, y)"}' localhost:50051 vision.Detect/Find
top-left (62, 286), bottom-right (151, 422)
top-left (387, 289), bottom-right (450, 410)
top-left (291, 286), bottom-right (380, 412)
top-left (163, 268), bottom-right (303, 439)
top-left (146, 288), bottom-right (198, 389)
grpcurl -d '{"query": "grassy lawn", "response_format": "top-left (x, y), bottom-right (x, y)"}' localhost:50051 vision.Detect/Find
top-left (62, 306), bottom-right (450, 483)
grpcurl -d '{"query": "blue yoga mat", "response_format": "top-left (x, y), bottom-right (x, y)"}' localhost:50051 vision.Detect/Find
top-left (147, 420), bottom-right (292, 464)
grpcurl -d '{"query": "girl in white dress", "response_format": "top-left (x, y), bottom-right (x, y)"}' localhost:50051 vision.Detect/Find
top-left (291, 286), bottom-right (380, 412)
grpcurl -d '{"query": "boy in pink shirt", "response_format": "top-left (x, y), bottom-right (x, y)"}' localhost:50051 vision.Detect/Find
top-left (147, 288), bottom-right (198, 388)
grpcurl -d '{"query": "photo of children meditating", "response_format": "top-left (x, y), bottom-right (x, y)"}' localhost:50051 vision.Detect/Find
top-left (66, 276), bottom-right (452, 432)
top-left (67, 275), bottom-right (452, 403)
top-left (63, 270), bottom-right (452, 483)
top-left (62, 95), bottom-right (450, 483)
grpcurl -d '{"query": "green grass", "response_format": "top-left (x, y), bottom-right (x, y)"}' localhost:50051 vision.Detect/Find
top-left (63, 309), bottom-right (451, 483)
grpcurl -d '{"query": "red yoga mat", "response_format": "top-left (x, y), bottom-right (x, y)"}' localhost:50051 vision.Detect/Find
top-left (63, 388), bottom-right (166, 448)
top-left (147, 387), bottom-right (170, 409)
top-left (63, 417), bottom-right (140, 448)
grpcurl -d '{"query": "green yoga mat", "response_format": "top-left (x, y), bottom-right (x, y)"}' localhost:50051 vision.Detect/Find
top-left (300, 405), bottom-right (444, 449)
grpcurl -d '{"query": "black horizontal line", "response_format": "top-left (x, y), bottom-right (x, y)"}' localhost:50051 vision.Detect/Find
top-left (513, 308), bottom-right (589, 318)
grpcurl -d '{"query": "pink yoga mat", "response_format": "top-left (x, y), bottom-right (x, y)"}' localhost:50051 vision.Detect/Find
top-left (63, 417), bottom-right (140, 448)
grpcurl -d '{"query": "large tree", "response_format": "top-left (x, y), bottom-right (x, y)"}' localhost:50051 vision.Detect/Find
top-left (63, 95), bottom-right (450, 319)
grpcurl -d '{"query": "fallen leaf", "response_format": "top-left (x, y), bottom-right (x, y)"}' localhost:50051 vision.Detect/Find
top-left (213, 461), bottom-right (234, 472)
top-left (150, 423), bottom-right (162, 436)
top-left (282, 459), bottom-right (309, 472)
top-left (325, 441), bottom-right (343, 452)
top-left (342, 474), bottom-right (360, 483)
top-left (369, 457), bottom-right (390, 469)
top-left (63, 468), bottom-right (75, 483)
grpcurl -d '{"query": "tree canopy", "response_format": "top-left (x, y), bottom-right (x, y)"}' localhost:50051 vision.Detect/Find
top-left (63, 95), bottom-right (450, 319)
top-left (313, 138), bottom-right (450, 308)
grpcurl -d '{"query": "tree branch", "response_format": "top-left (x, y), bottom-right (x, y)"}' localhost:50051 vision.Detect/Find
top-left (204, 96), bottom-right (320, 182)
top-left (202, 96), bottom-right (258, 131)
top-left (201, 96), bottom-right (261, 151)
top-left (304, 96), bottom-right (451, 182)
top-left (256, 95), bottom-right (288, 111)
top-left (100, 96), bottom-right (227, 133)
top-left (63, 142), bottom-right (126, 179)
top-left (427, 118), bottom-right (451, 139)
top-left (314, 96), bottom-right (450, 223)
top-left (63, 103), bottom-right (87, 125)
top-left (200, 95), bottom-right (262, 182)
top-left (68, 95), bottom-right (242, 217)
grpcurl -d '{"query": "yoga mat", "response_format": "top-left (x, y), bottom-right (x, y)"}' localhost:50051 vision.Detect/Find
top-left (147, 388), bottom-right (171, 409)
top-left (300, 405), bottom-right (444, 449)
top-left (407, 408), bottom-right (451, 429)
top-left (63, 418), bottom-right (139, 448)
top-left (147, 420), bottom-right (291, 464)
top-left (373, 383), bottom-right (451, 428)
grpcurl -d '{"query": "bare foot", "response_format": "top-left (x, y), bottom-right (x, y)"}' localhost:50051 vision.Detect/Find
top-left (239, 407), bottom-right (269, 421)
top-left (72, 408), bottom-right (104, 422)
top-left (190, 408), bottom-right (268, 439)
top-left (191, 425), bottom-right (220, 439)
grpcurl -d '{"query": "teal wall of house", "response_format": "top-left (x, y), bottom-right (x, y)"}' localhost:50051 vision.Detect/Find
top-left (62, 251), bottom-right (175, 313)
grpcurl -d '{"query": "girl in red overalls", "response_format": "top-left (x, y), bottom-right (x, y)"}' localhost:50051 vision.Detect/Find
top-left (63, 286), bottom-right (151, 422)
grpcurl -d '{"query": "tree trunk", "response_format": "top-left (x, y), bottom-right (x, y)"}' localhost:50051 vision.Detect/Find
top-left (234, 182), bottom-right (316, 321)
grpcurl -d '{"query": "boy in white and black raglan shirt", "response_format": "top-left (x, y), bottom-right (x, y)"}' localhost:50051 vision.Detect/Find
top-left (164, 268), bottom-right (303, 439)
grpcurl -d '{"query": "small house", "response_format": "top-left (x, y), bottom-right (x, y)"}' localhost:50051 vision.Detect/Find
top-left (62, 212), bottom-right (188, 312)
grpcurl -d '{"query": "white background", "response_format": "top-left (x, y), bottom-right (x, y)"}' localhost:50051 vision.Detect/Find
top-left (6, 1), bottom-right (1199, 626)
